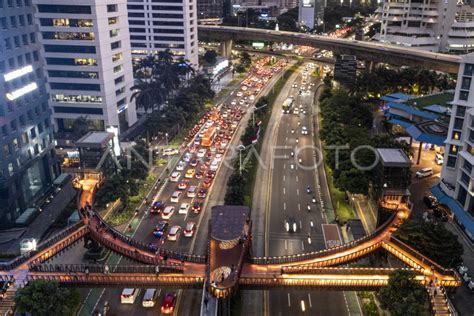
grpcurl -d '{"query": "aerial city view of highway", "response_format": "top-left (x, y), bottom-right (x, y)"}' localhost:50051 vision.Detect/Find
top-left (0, 1), bottom-right (474, 316)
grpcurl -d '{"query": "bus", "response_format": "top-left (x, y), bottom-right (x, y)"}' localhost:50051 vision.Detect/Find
top-left (201, 126), bottom-right (216, 147)
top-left (282, 97), bottom-right (294, 114)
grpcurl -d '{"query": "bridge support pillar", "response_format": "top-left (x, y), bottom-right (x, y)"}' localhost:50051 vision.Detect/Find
top-left (220, 39), bottom-right (233, 58)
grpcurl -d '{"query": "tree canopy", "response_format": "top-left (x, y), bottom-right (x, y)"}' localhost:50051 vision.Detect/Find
top-left (393, 220), bottom-right (463, 268)
top-left (378, 269), bottom-right (429, 316)
top-left (15, 280), bottom-right (80, 316)
top-left (203, 49), bottom-right (218, 65)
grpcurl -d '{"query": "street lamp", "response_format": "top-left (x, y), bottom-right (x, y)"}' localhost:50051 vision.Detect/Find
top-left (252, 103), bottom-right (268, 126)
top-left (236, 144), bottom-right (246, 175)
top-left (165, 133), bottom-right (169, 146)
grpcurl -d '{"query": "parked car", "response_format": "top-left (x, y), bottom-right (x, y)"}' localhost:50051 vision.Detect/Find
top-left (423, 194), bottom-right (438, 209)
top-left (162, 148), bottom-right (179, 156)
top-left (415, 168), bottom-right (433, 178)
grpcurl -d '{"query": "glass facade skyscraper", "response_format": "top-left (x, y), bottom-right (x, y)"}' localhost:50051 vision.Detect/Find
top-left (0, 0), bottom-right (58, 228)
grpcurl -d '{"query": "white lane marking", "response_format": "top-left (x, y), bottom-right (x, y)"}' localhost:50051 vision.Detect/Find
top-left (301, 241), bottom-right (305, 250)
top-left (287, 293), bottom-right (291, 307)
top-left (296, 188), bottom-right (299, 196)
top-left (308, 294), bottom-right (312, 308)
top-left (283, 175), bottom-right (286, 181)
top-left (283, 164), bottom-right (286, 169)
top-left (283, 187), bottom-right (286, 195)
top-left (301, 300), bottom-right (306, 312)
top-left (296, 175), bottom-right (299, 182)
top-left (286, 136), bottom-right (288, 141)
top-left (298, 203), bottom-right (301, 211)
top-left (283, 202), bottom-right (286, 211)
top-left (285, 239), bottom-right (288, 250)
top-left (299, 220), bottom-right (302, 230)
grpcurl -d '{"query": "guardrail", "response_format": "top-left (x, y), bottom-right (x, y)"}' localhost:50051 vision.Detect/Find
top-left (26, 273), bottom-right (205, 289)
top-left (80, 190), bottom-right (206, 264)
top-left (388, 237), bottom-right (460, 278)
top-left (28, 263), bottom-right (183, 274)
top-left (250, 212), bottom-right (397, 265)
top-left (0, 221), bottom-right (86, 271)
top-left (282, 266), bottom-right (421, 275)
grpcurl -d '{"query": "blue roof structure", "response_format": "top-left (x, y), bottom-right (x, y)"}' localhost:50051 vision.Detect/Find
top-left (431, 185), bottom-right (474, 241)
top-left (387, 93), bottom-right (414, 100)
top-left (388, 102), bottom-right (439, 121)
top-left (380, 95), bottom-right (398, 102)
top-left (423, 104), bottom-right (451, 115)
top-left (387, 118), bottom-right (412, 129)
top-left (405, 124), bottom-right (446, 146)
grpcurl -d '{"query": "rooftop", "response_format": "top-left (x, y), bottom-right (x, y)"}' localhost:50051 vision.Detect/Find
top-left (210, 205), bottom-right (250, 241)
top-left (377, 148), bottom-right (411, 167)
top-left (76, 132), bottom-right (114, 148)
top-left (406, 92), bottom-right (454, 109)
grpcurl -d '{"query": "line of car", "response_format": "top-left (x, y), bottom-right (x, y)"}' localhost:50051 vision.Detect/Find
top-left (115, 56), bottom-right (288, 313)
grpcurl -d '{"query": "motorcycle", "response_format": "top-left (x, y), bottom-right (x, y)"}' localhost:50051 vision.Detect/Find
top-left (306, 186), bottom-right (311, 194)
top-left (307, 204), bottom-right (311, 212)
top-left (290, 151), bottom-right (294, 157)
top-left (296, 138), bottom-right (299, 143)
top-left (312, 197), bottom-right (317, 204)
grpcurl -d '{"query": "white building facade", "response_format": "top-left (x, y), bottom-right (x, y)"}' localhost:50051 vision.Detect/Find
top-left (437, 52), bottom-right (474, 242)
top-left (375, 0), bottom-right (457, 52)
top-left (447, 3), bottom-right (474, 54)
top-left (127, 0), bottom-right (199, 66)
top-left (298, 0), bottom-right (324, 29)
top-left (33, 0), bottom-right (137, 135)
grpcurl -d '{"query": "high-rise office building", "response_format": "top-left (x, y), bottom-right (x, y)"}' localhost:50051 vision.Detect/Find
top-left (435, 52), bottom-right (474, 242)
top-left (375, 0), bottom-right (457, 52)
top-left (127, 0), bottom-right (199, 66)
top-left (198, 0), bottom-right (224, 20)
top-left (33, 0), bottom-right (137, 135)
top-left (0, 0), bottom-right (58, 227)
top-left (447, 3), bottom-right (474, 54)
top-left (298, 0), bottom-right (325, 29)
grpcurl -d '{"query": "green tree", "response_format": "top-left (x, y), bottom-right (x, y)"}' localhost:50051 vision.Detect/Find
top-left (378, 269), bottom-right (428, 316)
top-left (131, 79), bottom-right (166, 113)
top-left (204, 49), bottom-right (218, 65)
top-left (393, 220), bottom-right (463, 268)
top-left (239, 51), bottom-right (251, 68)
top-left (15, 280), bottom-right (80, 316)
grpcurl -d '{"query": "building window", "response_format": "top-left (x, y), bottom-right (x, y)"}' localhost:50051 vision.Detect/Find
top-left (108, 17), bottom-right (118, 25)
top-left (109, 29), bottom-right (119, 38)
top-left (449, 145), bottom-right (459, 154)
top-left (457, 186), bottom-right (468, 206)
top-left (452, 131), bottom-right (461, 141)
top-left (114, 75), bottom-right (124, 85)
top-left (464, 63), bottom-right (474, 76)
top-left (52, 94), bottom-right (102, 104)
top-left (456, 105), bottom-right (466, 117)
top-left (107, 4), bottom-right (117, 12)
top-left (10, 16), bottom-right (16, 28)
top-left (461, 171), bottom-right (470, 186)
top-left (447, 156), bottom-right (457, 168)
top-left (37, 4), bottom-right (92, 14)
top-left (29, 32), bottom-right (36, 43)
top-left (462, 76), bottom-right (472, 90)
top-left (42, 31), bottom-right (95, 41)
top-left (111, 41), bottom-right (121, 50)
top-left (50, 82), bottom-right (101, 91)
top-left (112, 52), bottom-right (122, 62)
top-left (19, 15), bottom-right (25, 26)
top-left (113, 65), bottom-right (123, 73)
top-left (460, 91), bottom-right (469, 101)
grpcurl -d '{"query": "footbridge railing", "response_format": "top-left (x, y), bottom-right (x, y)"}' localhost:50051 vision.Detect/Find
top-left (0, 221), bottom-right (87, 271)
top-left (282, 266), bottom-right (421, 275)
top-left (79, 187), bottom-right (206, 264)
top-left (250, 212), bottom-right (397, 265)
top-left (26, 273), bottom-right (205, 289)
top-left (28, 263), bottom-right (184, 274)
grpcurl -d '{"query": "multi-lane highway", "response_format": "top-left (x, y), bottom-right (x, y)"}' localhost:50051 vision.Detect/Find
top-left (89, 56), bottom-right (288, 315)
top-left (257, 63), bottom-right (361, 315)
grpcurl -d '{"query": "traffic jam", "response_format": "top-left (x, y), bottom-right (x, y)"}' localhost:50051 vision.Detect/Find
top-left (143, 56), bottom-right (288, 251)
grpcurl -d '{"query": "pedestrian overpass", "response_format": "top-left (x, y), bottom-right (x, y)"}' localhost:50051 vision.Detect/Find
top-left (0, 179), bottom-right (461, 315)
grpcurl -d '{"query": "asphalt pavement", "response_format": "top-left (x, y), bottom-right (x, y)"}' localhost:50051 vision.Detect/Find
top-left (90, 56), bottom-right (288, 316)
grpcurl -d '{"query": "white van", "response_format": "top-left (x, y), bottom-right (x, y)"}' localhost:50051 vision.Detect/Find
top-left (435, 153), bottom-right (444, 165)
top-left (142, 289), bottom-right (159, 308)
top-left (121, 288), bottom-right (140, 304)
top-left (210, 160), bottom-right (219, 171)
top-left (415, 168), bottom-right (433, 178)
top-left (170, 191), bottom-right (182, 203)
top-left (162, 148), bottom-right (179, 156)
